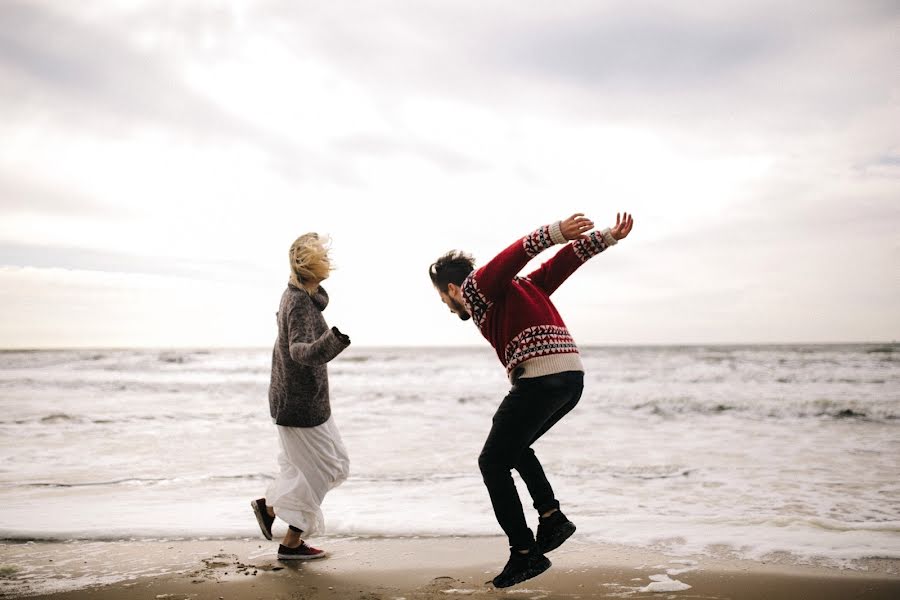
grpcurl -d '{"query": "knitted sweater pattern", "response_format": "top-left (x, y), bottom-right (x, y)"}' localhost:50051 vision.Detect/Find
top-left (269, 284), bottom-right (350, 427)
top-left (461, 224), bottom-right (613, 378)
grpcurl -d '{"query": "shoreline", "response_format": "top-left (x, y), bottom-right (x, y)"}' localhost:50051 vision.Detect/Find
top-left (2, 536), bottom-right (899, 599)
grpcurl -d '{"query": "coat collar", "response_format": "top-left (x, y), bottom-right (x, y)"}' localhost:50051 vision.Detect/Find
top-left (288, 282), bottom-right (329, 311)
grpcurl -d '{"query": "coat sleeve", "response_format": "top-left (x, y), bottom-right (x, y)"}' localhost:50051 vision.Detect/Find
top-left (287, 308), bottom-right (350, 366)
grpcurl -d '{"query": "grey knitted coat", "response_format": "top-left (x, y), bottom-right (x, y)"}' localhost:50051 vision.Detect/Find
top-left (269, 284), bottom-right (350, 427)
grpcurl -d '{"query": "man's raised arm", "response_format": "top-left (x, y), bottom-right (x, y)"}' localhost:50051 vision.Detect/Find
top-left (468, 214), bottom-right (596, 300)
top-left (527, 212), bottom-right (634, 295)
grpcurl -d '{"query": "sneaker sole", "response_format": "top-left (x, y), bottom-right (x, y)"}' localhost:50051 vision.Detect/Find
top-left (277, 551), bottom-right (328, 561)
top-left (538, 521), bottom-right (576, 554)
top-left (493, 556), bottom-right (551, 588)
top-left (250, 500), bottom-right (273, 541)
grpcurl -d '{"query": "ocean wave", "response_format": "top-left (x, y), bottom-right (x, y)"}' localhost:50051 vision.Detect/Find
top-left (550, 464), bottom-right (694, 481)
top-left (158, 352), bottom-right (190, 364)
top-left (348, 473), bottom-right (472, 484)
top-left (625, 400), bottom-right (899, 422)
top-left (340, 355), bottom-right (371, 363)
top-left (0, 411), bottom-right (261, 426)
top-left (38, 413), bottom-right (85, 424)
top-left (7, 473), bottom-right (276, 490)
top-left (4, 402), bottom-right (896, 426)
top-left (866, 345), bottom-right (896, 354)
top-left (631, 400), bottom-right (736, 415)
top-left (736, 515), bottom-right (900, 533)
top-left (0, 378), bottom-right (268, 395)
top-left (609, 468), bottom-right (694, 480)
top-left (18, 477), bottom-right (169, 488)
top-left (805, 518), bottom-right (900, 533)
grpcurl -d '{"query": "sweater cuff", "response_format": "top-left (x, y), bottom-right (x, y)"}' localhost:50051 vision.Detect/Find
top-left (599, 228), bottom-right (618, 247)
top-left (323, 327), bottom-right (351, 357)
top-left (549, 221), bottom-right (567, 245)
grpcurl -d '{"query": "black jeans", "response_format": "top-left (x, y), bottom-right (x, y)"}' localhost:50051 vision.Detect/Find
top-left (478, 370), bottom-right (584, 550)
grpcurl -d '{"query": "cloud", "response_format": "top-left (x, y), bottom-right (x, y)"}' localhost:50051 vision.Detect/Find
top-left (0, 2), bottom-right (214, 129)
top-left (333, 134), bottom-right (488, 173)
top-left (855, 152), bottom-right (900, 179)
top-left (497, 13), bottom-right (780, 89)
top-left (0, 241), bottom-right (272, 283)
top-left (0, 266), bottom-right (280, 348)
top-left (0, 169), bottom-right (130, 217)
top-left (0, 0), bottom-right (897, 346)
top-left (0, 1), bottom-right (363, 188)
top-left (224, 1), bottom-right (899, 131)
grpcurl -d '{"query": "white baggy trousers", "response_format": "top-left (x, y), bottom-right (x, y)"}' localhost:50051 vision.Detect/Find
top-left (266, 416), bottom-right (350, 536)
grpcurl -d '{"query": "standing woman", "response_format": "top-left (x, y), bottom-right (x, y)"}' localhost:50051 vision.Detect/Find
top-left (251, 232), bottom-right (352, 560)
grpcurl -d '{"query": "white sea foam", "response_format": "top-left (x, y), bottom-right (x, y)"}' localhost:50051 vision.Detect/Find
top-left (0, 345), bottom-right (898, 571)
top-left (640, 574), bottom-right (692, 592)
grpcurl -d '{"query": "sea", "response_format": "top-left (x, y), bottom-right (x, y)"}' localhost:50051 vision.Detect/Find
top-left (1, 344), bottom-right (898, 577)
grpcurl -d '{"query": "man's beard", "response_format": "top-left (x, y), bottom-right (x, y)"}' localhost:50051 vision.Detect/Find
top-left (450, 297), bottom-right (471, 321)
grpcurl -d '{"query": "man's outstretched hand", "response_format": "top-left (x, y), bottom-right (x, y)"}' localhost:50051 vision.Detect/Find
top-left (560, 213), bottom-right (595, 240)
top-left (560, 212), bottom-right (634, 241)
top-left (610, 212), bottom-right (634, 240)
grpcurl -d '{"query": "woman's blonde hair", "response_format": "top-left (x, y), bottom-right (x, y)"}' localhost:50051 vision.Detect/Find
top-left (288, 232), bottom-right (331, 293)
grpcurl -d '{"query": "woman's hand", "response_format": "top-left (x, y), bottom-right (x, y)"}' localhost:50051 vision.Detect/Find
top-left (332, 326), bottom-right (351, 345)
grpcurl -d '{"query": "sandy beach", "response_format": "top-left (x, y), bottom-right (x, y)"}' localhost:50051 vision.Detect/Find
top-left (2, 536), bottom-right (898, 599)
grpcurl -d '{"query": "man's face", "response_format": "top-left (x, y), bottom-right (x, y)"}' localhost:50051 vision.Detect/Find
top-left (437, 286), bottom-right (471, 321)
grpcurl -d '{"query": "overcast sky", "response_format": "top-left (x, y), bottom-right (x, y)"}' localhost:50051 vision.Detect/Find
top-left (0, 0), bottom-right (897, 348)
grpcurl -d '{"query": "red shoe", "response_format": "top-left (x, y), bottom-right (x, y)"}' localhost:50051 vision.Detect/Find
top-left (277, 542), bottom-right (327, 560)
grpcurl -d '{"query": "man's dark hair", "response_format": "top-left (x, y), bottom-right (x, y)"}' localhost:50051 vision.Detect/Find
top-left (429, 250), bottom-right (475, 292)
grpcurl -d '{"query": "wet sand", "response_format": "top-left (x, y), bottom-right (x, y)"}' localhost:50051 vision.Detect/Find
top-left (2, 536), bottom-right (898, 599)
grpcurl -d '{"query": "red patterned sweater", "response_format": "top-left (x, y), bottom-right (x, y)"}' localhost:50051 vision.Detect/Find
top-left (461, 222), bottom-right (616, 380)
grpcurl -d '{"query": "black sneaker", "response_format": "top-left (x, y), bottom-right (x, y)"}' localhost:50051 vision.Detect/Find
top-left (277, 541), bottom-right (327, 560)
top-left (491, 546), bottom-right (551, 588)
top-left (251, 498), bottom-right (274, 541)
top-left (536, 510), bottom-right (576, 553)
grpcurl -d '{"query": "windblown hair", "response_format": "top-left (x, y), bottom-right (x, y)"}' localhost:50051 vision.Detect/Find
top-left (289, 232), bottom-right (331, 294)
top-left (428, 250), bottom-right (475, 293)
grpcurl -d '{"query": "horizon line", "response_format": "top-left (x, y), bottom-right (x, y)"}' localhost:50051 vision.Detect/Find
top-left (0, 341), bottom-right (896, 352)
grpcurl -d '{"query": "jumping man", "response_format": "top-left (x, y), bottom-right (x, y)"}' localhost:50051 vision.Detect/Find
top-left (428, 212), bottom-right (634, 587)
